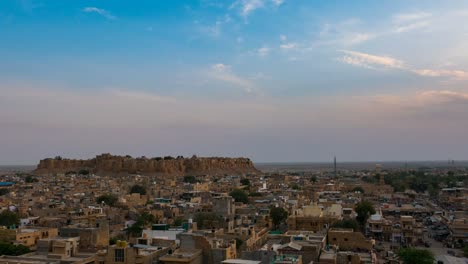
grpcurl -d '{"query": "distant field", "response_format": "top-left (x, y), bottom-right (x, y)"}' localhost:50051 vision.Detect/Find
top-left (0, 165), bottom-right (35, 173)
top-left (255, 161), bottom-right (468, 172)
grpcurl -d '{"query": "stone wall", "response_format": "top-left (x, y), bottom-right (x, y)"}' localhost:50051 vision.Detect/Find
top-left (35, 154), bottom-right (259, 176)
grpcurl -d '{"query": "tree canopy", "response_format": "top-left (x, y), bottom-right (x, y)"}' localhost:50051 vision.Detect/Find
top-left (398, 248), bottom-right (434, 264)
top-left (183, 175), bottom-right (197, 184)
top-left (0, 242), bottom-right (31, 256)
top-left (96, 193), bottom-right (118, 207)
top-left (270, 207), bottom-right (288, 228)
top-left (355, 200), bottom-right (375, 225)
top-left (229, 189), bottom-right (249, 204)
top-left (0, 210), bottom-right (19, 227)
top-left (130, 185), bottom-right (147, 195)
top-left (25, 175), bottom-right (38, 183)
top-left (240, 178), bottom-right (250, 186)
top-left (331, 219), bottom-right (359, 231)
top-left (351, 186), bottom-right (364, 193)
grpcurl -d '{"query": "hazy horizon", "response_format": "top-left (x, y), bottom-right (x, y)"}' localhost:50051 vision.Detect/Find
top-left (2, 1), bottom-right (468, 165)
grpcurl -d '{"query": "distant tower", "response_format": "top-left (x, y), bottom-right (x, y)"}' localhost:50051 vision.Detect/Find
top-left (334, 156), bottom-right (337, 177)
top-left (376, 164), bottom-right (385, 185)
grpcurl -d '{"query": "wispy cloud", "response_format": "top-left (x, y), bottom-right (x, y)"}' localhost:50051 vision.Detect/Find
top-left (391, 11), bottom-right (432, 33)
top-left (257, 46), bottom-right (270, 57)
top-left (413, 69), bottom-right (468, 80)
top-left (339, 50), bottom-right (468, 80)
top-left (194, 14), bottom-right (231, 37)
top-left (231, 0), bottom-right (264, 18)
top-left (209, 64), bottom-right (256, 93)
top-left (339, 50), bottom-right (405, 69)
top-left (394, 20), bottom-right (430, 33)
top-left (271, 0), bottom-right (285, 7)
top-left (82, 7), bottom-right (116, 20)
top-left (230, 0), bottom-right (285, 19)
top-left (280, 42), bottom-right (297, 50)
top-left (392, 12), bottom-right (432, 23)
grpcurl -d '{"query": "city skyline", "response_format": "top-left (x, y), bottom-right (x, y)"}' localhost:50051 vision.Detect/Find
top-left (2, 0), bottom-right (468, 164)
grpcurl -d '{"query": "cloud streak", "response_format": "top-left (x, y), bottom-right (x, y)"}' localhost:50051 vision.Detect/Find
top-left (208, 64), bottom-right (256, 93)
top-left (339, 50), bottom-right (468, 80)
top-left (82, 7), bottom-right (116, 20)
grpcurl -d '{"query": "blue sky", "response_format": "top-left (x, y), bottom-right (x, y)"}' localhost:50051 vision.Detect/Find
top-left (2, 0), bottom-right (468, 164)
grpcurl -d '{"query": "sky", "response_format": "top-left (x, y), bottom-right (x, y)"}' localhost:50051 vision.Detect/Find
top-left (2, 0), bottom-right (468, 164)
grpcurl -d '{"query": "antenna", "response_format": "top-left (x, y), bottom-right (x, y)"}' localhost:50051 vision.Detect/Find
top-left (334, 156), bottom-right (337, 177)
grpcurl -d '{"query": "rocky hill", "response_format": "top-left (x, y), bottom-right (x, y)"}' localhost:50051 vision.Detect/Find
top-left (34, 153), bottom-right (259, 176)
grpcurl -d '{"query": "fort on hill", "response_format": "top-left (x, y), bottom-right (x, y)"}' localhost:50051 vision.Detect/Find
top-left (34, 153), bottom-right (259, 176)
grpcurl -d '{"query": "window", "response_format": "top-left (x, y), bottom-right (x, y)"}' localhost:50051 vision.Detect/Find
top-left (114, 248), bottom-right (125, 262)
top-left (344, 238), bottom-right (348, 241)
top-left (333, 237), bottom-right (337, 241)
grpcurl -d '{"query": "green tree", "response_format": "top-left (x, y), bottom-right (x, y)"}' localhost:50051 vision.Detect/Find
top-left (351, 187), bottom-right (364, 193)
top-left (125, 220), bottom-right (144, 237)
top-left (25, 175), bottom-right (37, 183)
top-left (0, 242), bottom-right (31, 256)
top-left (331, 219), bottom-right (359, 231)
top-left (0, 189), bottom-right (9, 196)
top-left (130, 185), bottom-right (147, 195)
top-left (240, 178), bottom-right (250, 186)
top-left (96, 193), bottom-right (118, 207)
top-left (235, 238), bottom-right (244, 249)
top-left (270, 207), bottom-right (288, 229)
top-left (0, 210), bottom-right (19, 227)
top-left (290, 183), bottom-right (300, 190)
top-left (183, 175), bottom-right (197, 184)
top-left (229, 189), bottom-right (249, 204)
top-left (355, 201), bottom-right (375, 225)
top-left (310, 176), bottom-right (317, 183)
top-left (464, 246), bottom-right (468, 257)
top-left (398, 248), bottom-right (434, 264)
top-left (173, 217), bottom-right (184, 227)
top-left (139, 211), bottom-right (156, 225)
top-left (78, 169), bottom-right (90, 175)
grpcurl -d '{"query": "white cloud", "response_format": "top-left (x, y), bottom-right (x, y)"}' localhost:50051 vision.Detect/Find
top-left (348, 33), bottom-right (373, 44)
top-left (230, 0), bottom-right (284, 18)
top-left (391, 12), bottom-right (432, 33)
top-left (394, 20), bottom-right (430, 33)
top-left (392, 12), bottom-right (432, 23)
top-left (280, 42), bottom-right (297, 50)
top-left (196, 15), bottom-right (231, 37)
top-left (339, 50), bottom-right (468, 81)
top-left (209, 64), bottom-right (256, 93)
top-left (231, 0), bottom-right (264, 18)
top-left (82, 7), bottom-right (116, 20)
top-left (271, 0), bottom-right (284, 7)
top-left (257, 46), bottom-right (270, 57)
top-left (280, 34), bottom-right (287, 41)
top-left (413, 69), bottom-right (468, 80)
top-left (339, 50), bottom-right (405, 69)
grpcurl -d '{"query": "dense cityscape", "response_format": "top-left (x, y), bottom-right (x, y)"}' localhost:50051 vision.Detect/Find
top-left (0, 155), bottom-right (467, 264)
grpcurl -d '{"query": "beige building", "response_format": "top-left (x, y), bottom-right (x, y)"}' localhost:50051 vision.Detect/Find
top-left (327, 228), bottom-right (374, 251)
top-left (95, 240), bottom-right (170, 264)
top-left (16, 227), bottom-right (58, 247)
top-left (159, 249), bottom-right (203, 264)
top-left (287, 204), bottom-right (342, 232)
